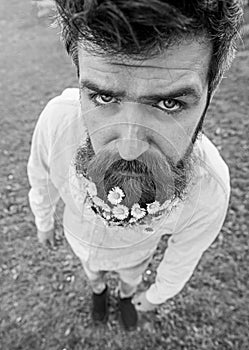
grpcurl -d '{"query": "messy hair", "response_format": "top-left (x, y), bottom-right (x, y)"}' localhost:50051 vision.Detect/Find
top-left (54, 0), bottom-right (244, 93)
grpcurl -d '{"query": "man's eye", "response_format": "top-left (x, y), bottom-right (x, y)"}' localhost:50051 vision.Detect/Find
top-left (157, 99), bottom-right (182, 112)
top-left (94, 94), bottom-right (116, 105)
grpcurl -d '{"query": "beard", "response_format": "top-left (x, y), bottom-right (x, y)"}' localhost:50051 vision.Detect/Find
top-left (74, 135), bottom-right (198, 209)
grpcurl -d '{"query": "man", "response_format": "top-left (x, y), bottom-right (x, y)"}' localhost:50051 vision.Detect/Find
top-left (27, 0), bottom-right (243, 331)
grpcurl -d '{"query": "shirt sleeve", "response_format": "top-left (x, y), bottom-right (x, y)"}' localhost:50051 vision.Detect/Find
top-left (27, 104), bottom-right (60, 232)
top-left (146, 173), bottom-right (230, 304)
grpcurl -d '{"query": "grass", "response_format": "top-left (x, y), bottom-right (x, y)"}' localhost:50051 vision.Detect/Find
top-left (0, 1), bottom-right (249, 349)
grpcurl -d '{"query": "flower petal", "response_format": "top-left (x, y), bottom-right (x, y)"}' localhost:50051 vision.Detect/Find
top-left (112, 204), bottom-right (129, 220)
top-left (92, 196), bottom-right (105, 207)
top-left (147, 201), bottom-right (161, 214)
top-left (107, 187), bottom-right (125, 204)
top-left (87, 182), bottom-right (97, 196)
top-left (131, 203), bottom-right (146, 219)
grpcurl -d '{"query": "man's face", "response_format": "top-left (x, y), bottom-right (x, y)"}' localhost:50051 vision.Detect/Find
top-left (76, 39), bottom-right (212, 208)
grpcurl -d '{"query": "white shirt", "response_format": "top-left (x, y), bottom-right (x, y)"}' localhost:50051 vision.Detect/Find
top-left (27, 88), bottom-right (230, 304)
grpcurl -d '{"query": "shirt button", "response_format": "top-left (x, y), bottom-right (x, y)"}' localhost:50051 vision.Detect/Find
top-left (144, 227), bottom-right (154, 234)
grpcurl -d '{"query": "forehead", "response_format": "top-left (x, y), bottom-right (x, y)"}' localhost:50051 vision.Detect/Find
top-left (78, 39), bottom-right (212, 93)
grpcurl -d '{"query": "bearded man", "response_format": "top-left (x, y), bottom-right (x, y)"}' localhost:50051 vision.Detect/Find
top-left (27, 0), bottom-right (243, 331)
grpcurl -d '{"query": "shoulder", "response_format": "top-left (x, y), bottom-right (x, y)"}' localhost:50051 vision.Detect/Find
top-left (35, 88), bottom-right (86, 142)
top-left (172, 134), bottom-right (231, 231)
top-left (193, 133), bottom-right (230, 199)
top-left (37, 88), bottom-right (81, 131)
top-left (47, 88), bottom-right (80, 106)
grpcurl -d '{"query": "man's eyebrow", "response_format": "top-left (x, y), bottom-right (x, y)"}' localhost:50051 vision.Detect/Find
top-left (80, 79), bottom-right (202, 102)
top-left (140, 87), bottom-right (202, 102)
top-left (80, 79), bottom-right (126, 98)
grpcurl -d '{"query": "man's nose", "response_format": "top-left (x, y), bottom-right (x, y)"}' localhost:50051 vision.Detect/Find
top-left (117, 138), bottom-right (149, 160)
top-left (116, 103), bottom-right (149, 160)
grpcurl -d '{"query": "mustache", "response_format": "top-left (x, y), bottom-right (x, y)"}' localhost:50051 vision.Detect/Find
top-left (74, 138), bottom-right (192, 207)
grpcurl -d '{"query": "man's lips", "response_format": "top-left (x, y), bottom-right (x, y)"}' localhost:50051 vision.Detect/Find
top-left (116, 171), bottom-right (144, 178)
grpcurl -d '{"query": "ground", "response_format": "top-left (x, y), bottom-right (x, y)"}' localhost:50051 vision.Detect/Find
top-left (0, 1), bottom-right (249, 349)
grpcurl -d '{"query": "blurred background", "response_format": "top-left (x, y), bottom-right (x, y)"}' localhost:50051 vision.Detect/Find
top-left (0, 1), bottom-right (248, 349)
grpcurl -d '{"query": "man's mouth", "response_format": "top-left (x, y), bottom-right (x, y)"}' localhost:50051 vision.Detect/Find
top-left (118, 171), bottom-right (143, 178)
top-left (74, 135), bottom-right (194, 210)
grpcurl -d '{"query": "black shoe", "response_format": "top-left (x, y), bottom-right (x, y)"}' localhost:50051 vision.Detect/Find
top-left (119, 296), bottom-right (138, 331)
top-left (91, 286), bottom-right (108, 324)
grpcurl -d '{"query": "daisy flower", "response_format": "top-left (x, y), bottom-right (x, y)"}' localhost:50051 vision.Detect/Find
top-left (129, 218), bottom-right (138, 224)
top-left (102, 203), bottom-right (111, 212)
top-left (112, 204), bottom-right (129, 220)
top-left (107, 187), bottom-right (125, 205)
top-left (147, 201), bottom-right (161, 214)
top-left (160, 199), bottom-right (172, 210)
top-left (167, 199), bottom-right (180, 212)
top-left (131, 203), bottom-right (146, 220)
top-left (102, 212), bottom-right (111, 220)
top-left (86, 182), bottom-right (97, 197)
top-left (92, 196), bottom-right (105, 207)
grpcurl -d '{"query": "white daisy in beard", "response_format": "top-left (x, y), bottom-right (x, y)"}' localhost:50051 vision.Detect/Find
top-left (102, 203), bottom-right (111, 212)
top-left (102, 211), bottom-right (111, 220)
top-left (112, 204), bottom-right (129, 220)
top-left (131, 203), bottom-right (146, 219)
top-left (107, 187), bottom-right (125, 205)
top-left (92, 196), bottom-right (105, 207)
top-left (147, 201), bottom-right (161, 214)
top-left (160, 199), bottom-right (172, 210)
top-left (86, 181), bottom-right (97, 197)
